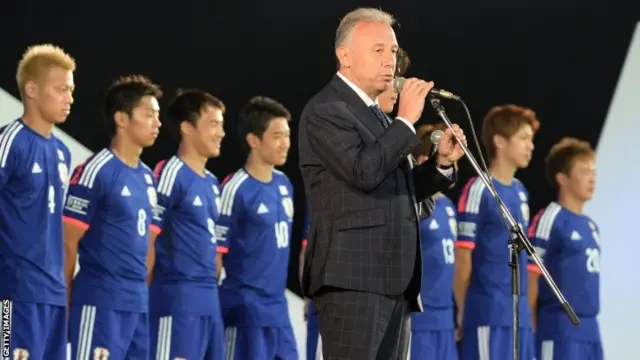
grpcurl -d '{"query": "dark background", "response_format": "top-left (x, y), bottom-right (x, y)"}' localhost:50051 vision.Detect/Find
top-left (1, 1), bottom-right (637, 296)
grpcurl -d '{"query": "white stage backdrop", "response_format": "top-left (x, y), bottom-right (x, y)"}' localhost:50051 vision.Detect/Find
top-left (2, 23), bottom-right (639, 357)
top-left (583, 22), bottom-right (640, 360)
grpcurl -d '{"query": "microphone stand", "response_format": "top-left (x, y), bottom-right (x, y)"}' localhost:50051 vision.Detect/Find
top-left (428, 98), bottom-right (580, 360)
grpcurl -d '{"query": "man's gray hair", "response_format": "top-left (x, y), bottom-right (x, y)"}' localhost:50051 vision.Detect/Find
top-left (335, 8), bottom-right (395, 49)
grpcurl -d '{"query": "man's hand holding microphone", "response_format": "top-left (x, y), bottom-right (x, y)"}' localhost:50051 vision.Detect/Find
top-left (395, 77), bottom-right (467, 166)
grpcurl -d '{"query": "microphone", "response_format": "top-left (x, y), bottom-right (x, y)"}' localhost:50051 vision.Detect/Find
top-left (393, 77), bottom-right (461, 101)
top-left (429, 130), bottom-right (445, 158)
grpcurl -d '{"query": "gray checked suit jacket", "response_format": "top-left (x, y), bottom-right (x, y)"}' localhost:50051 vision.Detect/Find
top-left (298, 74), bottom-right (455, 311)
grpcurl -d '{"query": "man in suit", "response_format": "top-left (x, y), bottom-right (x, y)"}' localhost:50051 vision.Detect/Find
top-left (298, 7), bottom-right (467, 360)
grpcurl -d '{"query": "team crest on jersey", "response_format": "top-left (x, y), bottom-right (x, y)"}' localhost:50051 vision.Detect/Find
top-left (147, 187), bottom-right (158, 207)
top-left (281, 197), bottom-right (294, 219)
top-left (57, 149), bottom-right (65, 161)
top-left (520, 203), bottom-right (530, 224)
top-left (449, 218), bottom-right (458, 238)
top-left (445, 206), bottom-right (455, 217)
top-left (93, 347), bottom-right (109, 360)
top-left (58, 162), bottom-right (69, 185)
top-left (13, 348), bottom-right (29, 360)
top-left (144, 174), bottom-right (153, 185)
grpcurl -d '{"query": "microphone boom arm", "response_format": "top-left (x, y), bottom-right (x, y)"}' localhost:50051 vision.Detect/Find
top-left (428, 97), bottom-right (579, 360)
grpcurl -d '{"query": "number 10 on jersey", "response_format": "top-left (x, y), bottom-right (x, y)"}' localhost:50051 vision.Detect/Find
top-left (275, 221), bottom-right (289, 249)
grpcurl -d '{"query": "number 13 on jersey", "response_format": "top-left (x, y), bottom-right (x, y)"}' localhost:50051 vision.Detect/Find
top-left (275, 221), bottom-right (289, 249)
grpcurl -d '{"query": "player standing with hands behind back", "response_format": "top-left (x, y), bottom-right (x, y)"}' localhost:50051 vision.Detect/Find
top-left (455, 105), bottom-right (539, 360)
top-left (216, 96), bottom-right (298, 360)
top-left (527, 138), bottom-right (603, 360)
top-left (148, 89), bottom-right (227, 360)
top-left (63, 75), bottom-right (162, 360)
top-left (0, 44), bottom-right (74, 360)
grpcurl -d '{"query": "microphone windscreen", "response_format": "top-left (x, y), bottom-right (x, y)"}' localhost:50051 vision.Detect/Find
top-left (430, 129), bottom-right (444, 145)
top-left (393, 77), bottom-right (406, 92)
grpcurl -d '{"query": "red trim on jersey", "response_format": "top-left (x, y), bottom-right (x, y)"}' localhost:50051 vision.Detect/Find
top-left (221, 173), bottom-right (233, 187)
top-left (455, 241), bottom-right (475, 250)
top-left (301, 239), bottom-right (308, 247)
top-left (527, 263), bottom-right (542, 275)
top-left (69, 163), bottom-right (85, 185)
top-left (457, 177), bottom-right (477, 213)
top-left (150, 224), bottom-right (162, 235)
top-left (63, 216), bottom-right (89, 231)
top-left (527, 210), bottom-right (545, 238)
top-left (216, 245), bottom-right (228, 254)
top-left (153, 159), bottom-right (168, 180)
top-left (69, 155), bottom-right (94, 185)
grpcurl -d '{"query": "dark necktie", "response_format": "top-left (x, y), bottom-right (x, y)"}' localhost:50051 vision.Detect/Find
top-left (370, 104), bottom-right (389, 129)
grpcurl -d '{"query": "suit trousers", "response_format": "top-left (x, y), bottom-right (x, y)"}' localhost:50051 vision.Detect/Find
top-left (313, 287), bottom-right (411, 360)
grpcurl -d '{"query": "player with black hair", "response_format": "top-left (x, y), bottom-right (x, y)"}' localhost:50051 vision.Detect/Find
top-left (215, 96), bottom-right (298, 360)
top-left (64, 75), bottom-right (162, 359)
top-left (148, 88), bottom-right (227, 360)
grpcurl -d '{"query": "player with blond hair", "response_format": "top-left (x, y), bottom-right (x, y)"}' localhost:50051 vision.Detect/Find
top-left (0, 44), bottom-right (74, 359)
top-left (527, 138), bottom-right (602, 360)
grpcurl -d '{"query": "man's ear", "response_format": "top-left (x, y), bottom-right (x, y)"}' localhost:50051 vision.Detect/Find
top-left (24, 80), bottom-right (38, 100)
top-left (493, 134), bottom-right (508, 152)
top-left (246, 133), bottom-right (260, 150)
top-left (180, 121), bottom-right (195, 138)
top-left (555, 172), bottom-right (569, 188)
top-left (114, 111), bottom-right (128, 129)
top-left (336, 47), bottom-right (351, 68)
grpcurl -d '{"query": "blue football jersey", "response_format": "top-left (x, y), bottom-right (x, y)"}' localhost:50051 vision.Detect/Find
top-left (456, 176), bottom-right (532, 328)
top-left (0, 119), bottom-right (71, 306)
top-left (63, 148), bottom-right (157, 313)
top-left (215, 168), bottom-right (294, 327)
top-left (528, 202), bottom-right (601, 341)
top-left (412, 195), bottom-right (457, 331)
top-left (149, 156), bottom-right (223, 316)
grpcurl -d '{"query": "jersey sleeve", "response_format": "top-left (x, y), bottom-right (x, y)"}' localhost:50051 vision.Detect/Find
top-left (152, 159), bottom-right (183, 235)
top-left (63, 159), bottom-right (107, 230)
top-left (455, 177), bottom-right (486, 250)
top-left (526, 205), bottom-right (561, 275)
top-left (0, 123), bottom-right (22, 192)
top-left (215, 172), bottom-right (248, 254)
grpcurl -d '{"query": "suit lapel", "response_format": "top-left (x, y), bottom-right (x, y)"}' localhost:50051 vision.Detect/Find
top-left (330, 75), bottom-right (419, 213)
top-left (329, 75), bottom-right (386, 137)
